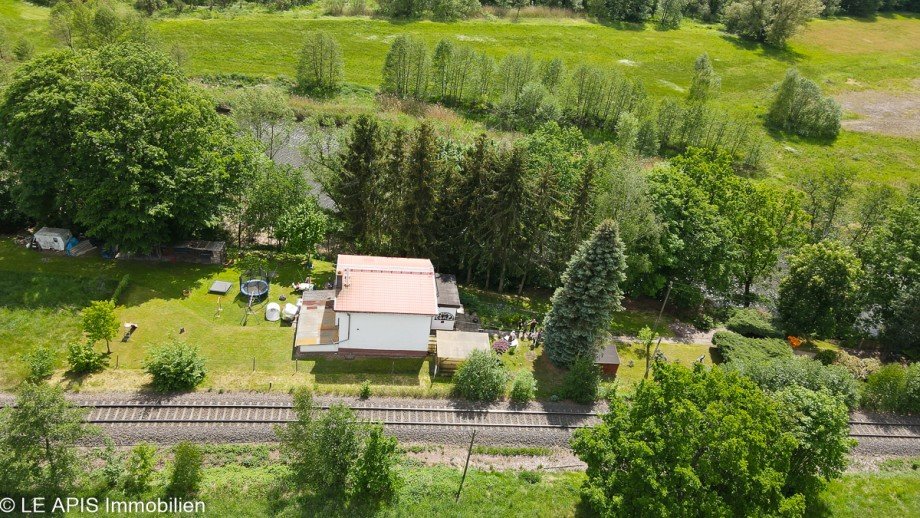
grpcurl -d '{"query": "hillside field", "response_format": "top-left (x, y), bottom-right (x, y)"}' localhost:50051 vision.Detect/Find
top-left (0, 1), bottom-right (917, 186)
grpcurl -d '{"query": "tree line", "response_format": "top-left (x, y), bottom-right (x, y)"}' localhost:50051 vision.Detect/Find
top-left (300, 33), bottom-right (770, 169)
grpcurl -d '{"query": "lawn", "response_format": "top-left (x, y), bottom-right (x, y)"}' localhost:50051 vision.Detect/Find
top-left (0, 237), bottom-right (438, 394)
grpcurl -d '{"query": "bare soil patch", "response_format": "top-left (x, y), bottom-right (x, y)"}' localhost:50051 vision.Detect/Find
top-left (837, 87), bottom-right (920, 138)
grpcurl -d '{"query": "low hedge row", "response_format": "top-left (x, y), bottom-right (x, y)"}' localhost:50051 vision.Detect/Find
top-left (713, 330), bottom-right (792, 365)
top-left (725, 308), bottom-right (782, 338)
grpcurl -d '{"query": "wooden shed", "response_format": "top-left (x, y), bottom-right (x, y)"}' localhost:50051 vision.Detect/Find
top-left (596, 344), bottom-right (621, 376)
top-left (434, 330), bottom-right (490, 376)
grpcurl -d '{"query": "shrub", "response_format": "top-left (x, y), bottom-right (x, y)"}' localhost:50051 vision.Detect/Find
top-left (67, 341), bottom-right (108, 374)
top-left (142, 340), bottom-right (206, 391)
top-left (277, 390), bottom-right (400, 510)
top-left (23, 346), bottom-right (56, 382)
top-left (509, 371), bottom-right (537, 404)
top-left (359, 380), bottom-right (372, 399)
top-left (767, 68), bottom-right (841, 138)
top-left (737, 356), bottom-right (860, 409)
top-left (833, 350), bottom-right (881, 381)
top-left (122, 444), bottom-right (157, 496)
top-left (692, 313), bottom-right (716, 332)
top-left (110, 274), bottom-right (131, 304)
top-left (519, 470), bottom-right (542, 484)
top-left (564, 355), bottom-right (601, 404)
top-left (167, 442), bottom-right (203, 498)
top-left (904, 364), bottom-right (920, 414)
top-left (712, 330), bottom-right (793, 365)
top-left (862, 364), bottom-right (907, 412)
top-left (492, 339), bottom-right (510, 354)
top-left (351, 425), bottom-right (400, 505)
top-left (726, 308), bottom-right (781, 338)
top-left (814, 349), bottom-right (837, 366)
top-left (453, 350), bottom-right (508, 402)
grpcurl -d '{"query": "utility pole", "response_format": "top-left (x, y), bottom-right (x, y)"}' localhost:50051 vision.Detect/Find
top-left (456, 430), bottom-right (477, 502)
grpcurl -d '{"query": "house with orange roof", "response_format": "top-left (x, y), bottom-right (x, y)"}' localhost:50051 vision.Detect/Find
top-left (294, 254), bottom-right (461, 358)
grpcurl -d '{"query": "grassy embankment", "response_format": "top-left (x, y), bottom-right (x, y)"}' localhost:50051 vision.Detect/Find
top-left (64, 444), bottom-right (920, 517)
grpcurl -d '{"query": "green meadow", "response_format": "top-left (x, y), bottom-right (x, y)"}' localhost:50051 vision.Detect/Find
top-left (0, 1), bottom-right (917, 186)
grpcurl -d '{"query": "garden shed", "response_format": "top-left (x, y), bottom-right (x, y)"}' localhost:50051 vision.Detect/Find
top-left (596, 344), bottom-right (621, 376)
top-left (170, 240), bottom-right (226, 264)
top-left (434, 330), bottom-right (490, 376)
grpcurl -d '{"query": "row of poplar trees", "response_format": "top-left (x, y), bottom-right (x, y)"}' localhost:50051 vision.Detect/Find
top-left (321, 115), bottom-right (596, 292)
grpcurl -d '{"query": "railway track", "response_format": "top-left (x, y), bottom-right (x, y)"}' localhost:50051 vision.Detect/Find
top-left (77, 401), bottom-right (601, 430)
top-left (59, 402), bottom-right (920, 439)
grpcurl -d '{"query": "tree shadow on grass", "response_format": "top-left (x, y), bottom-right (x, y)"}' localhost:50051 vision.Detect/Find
top-left (718, 33), bottom-right (804, 64)
top-left (310, 357), bottom-right (428, 386)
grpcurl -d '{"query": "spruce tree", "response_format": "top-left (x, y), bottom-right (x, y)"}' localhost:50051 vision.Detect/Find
top-left (325, 115), bottom-right (382, 250)
top-left (399, 122), bottom-right (439, 257)
top-left (543, 220), bottom-right (627, 367)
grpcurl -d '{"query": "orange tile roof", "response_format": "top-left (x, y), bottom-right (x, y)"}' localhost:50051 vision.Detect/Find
top-left (334, 255), bottom-right (438, 315)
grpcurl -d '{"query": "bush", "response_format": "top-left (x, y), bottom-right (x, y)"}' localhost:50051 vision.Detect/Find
top-left (833, 350), bottom-right (881, 381)
top-left (277, 390), bottom-right (400, 510)
top-left (492, 339), bottom-right (510, 354)
top-left (767, 68), bottom-right (841, 138)
top-left (737, 356), bottom-right (860, 409)
top-left (712, 330), bottom-right (793, 365)
top-left (453, 350), bottom-right (508, 402)
top-left (509, 371), bottom-right (537, 404)
top-left (23, 346), bottom-right (55, 382)
top-left (359, 380), bottom-right (372, 399)
top-left (351, 425), bottom-right (400, 505)
top-left (564, 355), bottom-right (600, 405)
top-left (814, 349), bottom-right (837, 366)
top-left (862, 364), bottom-right (907, 412)
top-left (167, 442), bottom-right (203, 498)
top-left (142, 340), bottom-right (206, 391)
top-left (110, 274), bottom-right (131, 304)
top-left (123, 444), bottom-right (157, 496)
top-left (726, 308), bottom-right (781, 338)
top-left (905, 364), bottom-right (920, 414)
top-left (67, 341), bottom-right (108, 374)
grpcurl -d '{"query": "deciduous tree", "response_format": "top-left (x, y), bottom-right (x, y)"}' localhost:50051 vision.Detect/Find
top-left (778, 241), bottom-right (863, 339)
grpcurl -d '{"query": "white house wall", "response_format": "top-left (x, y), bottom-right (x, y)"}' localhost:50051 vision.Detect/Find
top-left (338, 312), bottom-right (432, 352)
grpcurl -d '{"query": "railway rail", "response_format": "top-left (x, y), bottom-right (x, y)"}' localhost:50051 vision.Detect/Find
top-left (4, 399), bottom-right (918, 442)
top-left (77, 402), bottom-right (600, 429)
top-left (45, 401), bottom-right (920, 439)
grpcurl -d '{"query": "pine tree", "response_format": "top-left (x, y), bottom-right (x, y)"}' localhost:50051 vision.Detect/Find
top-left (398, 123), bottom-right (439, 257)
top-left (543, 220), bottom-right (627, 368)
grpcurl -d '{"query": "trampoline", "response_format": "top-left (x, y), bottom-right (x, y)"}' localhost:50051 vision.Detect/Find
top-left (240, 267), bottom-right (270, 300)
top-left (241, 279), bottom-right (269, 298)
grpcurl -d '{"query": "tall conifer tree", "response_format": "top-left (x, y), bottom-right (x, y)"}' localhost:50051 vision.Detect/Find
top-left (543, 220), bottom-right (627, 367)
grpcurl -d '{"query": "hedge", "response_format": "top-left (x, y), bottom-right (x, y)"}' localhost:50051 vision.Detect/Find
top-left (111, 273), bottom-right (131, 304)
top-left (725, 308), bottom-right (782, 338)
top-left (712, 330), bottom-right (792, 365)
